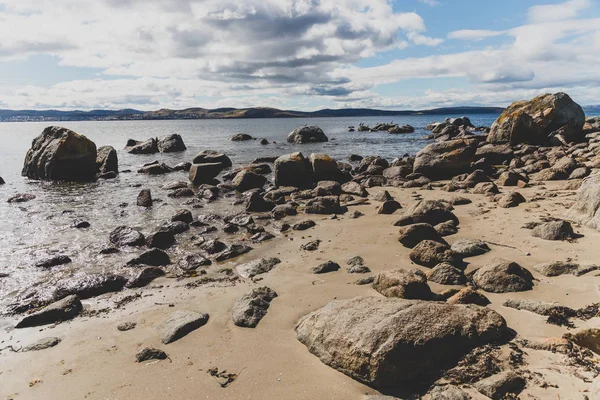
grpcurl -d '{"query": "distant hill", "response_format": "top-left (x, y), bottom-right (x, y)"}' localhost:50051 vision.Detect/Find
top-left (0, 106), bottom-right (506, 122)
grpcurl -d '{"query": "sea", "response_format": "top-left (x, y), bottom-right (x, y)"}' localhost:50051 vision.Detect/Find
top-left (0, 114), bottom-right (499, 304)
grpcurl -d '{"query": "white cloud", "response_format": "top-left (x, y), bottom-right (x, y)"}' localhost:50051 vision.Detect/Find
top-left (528, 0), bottom-right (591, 23)
top-left (447, 29), bottom-right (507, 41)
top-left (418, 0), bottom-right (440, 6)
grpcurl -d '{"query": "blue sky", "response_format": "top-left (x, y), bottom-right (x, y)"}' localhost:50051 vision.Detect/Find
top-left (0, 0), bottom-right (599, 111)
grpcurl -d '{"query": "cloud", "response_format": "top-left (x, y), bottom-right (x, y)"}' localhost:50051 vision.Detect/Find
top-left (528, 0), bottom-right (591, 23)
top-left (418, 0), bottom-right (440, 6)
top-left (447, 29), bottom-right (506, 41)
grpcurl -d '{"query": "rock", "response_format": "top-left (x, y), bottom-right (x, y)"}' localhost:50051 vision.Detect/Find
top-left (126, 248), bottom-right (171, 266)
top-left (447, 287), bottom-right (490, 306)
top-left (413, 139), bottom-right (478, 179)
top-left (0, 176), bottom-right (4, 184)
top-left (427, 263), bottom-right (466, 285)
top-left (215, 244), bottom-right (253, 262)
top-left (22, 126), bottom-right (98, 181)
top-left (136, 347), bottom-right (168, 362)
top-left (347, 264), bottom-right (371, 274)
top-left (287, 126), bottom-right (328, 144)
top-left (473, 258), bottom-right (534, 293)
top-left (471, 182), bottom-right (499, 195)
top-left (531, 220), bottom-right (575, 240)
top-left (35, 255), bottom-right (72, 268)
top-left (563, 329), bottom-right (600, 355)
top-left (295, 296), bottom-right (507, 390)
top-left (388, 124), bottom-right (415, 134)
top-left (232, 287), bottom-right (278, 328)
top-left (168, 187), bottom-right (194, 198)
top-left (394, 200), bottom-right (458, 227)
top-left (171, 209), bottom-right (193, 224)
top-left (137, 162), bottom-right (173, 175)
top-left (310, 153), bottom-right (343, 182)
top-left (451, 196), bottom-right (472, 205)
top-left (178, 254), bottom-right (212, 272)
top-left (126, 267), bottom-right (165, 288)
top-left (474, 371), bottom-right (526, 400)
top-left (260, 138), bottom-right (269, 145)
top-left (312, 261), bottom-right (340, 274)
top-left (428, 385), bottom-right (472, 400)
top-left (274, 152), bottom-right (313, 188)
top-left (232, 170), bottom-right (267, 192)
top-left (435, 220), bottom-right (458, 236)
top-left (230, 133), bottom-right (253, 141)
top-left (53, 273), bottom-right (127, 300)
top-left (7, 193), bottom-right (36, 203)
top-left (377, 200), bottom-right (401, 215)
top-left (272, 204), bottom-right (297, 220)
top-left (159, 221), bottom-right (190, 235)
top-left (192, 150), bottom-right (232, 168)
top-left (305, 196), bottom-right (343, 214)
top-left (373, 190), bottom-right (393, 202)
top-left (315, 180), bottom-right (342, 196)
top-left (488, 92), bottom-right (585, 144)
top-left (161, 310), bottom-right (209, 344)
top-left (117, 322), bottom-right (137, 331)
top-left (451, 239), bottom-right (491, 258)
top-left (251, 231), bottom-right (275, 243)
top-left (293, 220), bottom-right (316, 231)
top-left (301, 239), bottom-right (321, 251)
top-left (497, 171), bottom-right (527, 186)
top-left (341, 181), bottom-right (368, 197)
top-left (398, 223), bottom-right (447, 248)
top-left (409, 240), bottom-right (462, 268)
top-left (16, 295), bottom-right (83, 328)
top-left (157, 133), bottom-right (186, 153)
top-left (96, 145), bottom-right (118, 174)
top-left (236, 258), bottom-right (281, 279)
top-left (127, 138), bottom-right (158, 154)
top-left (503, 298), bottom-right (575, 317)
top-left (245, 191), bottom-right (275, 212)
top-left (373, 269), bottom-right (432, 299)
top-left (136, 189), bottom-right (152, 207)
top-left (497, 191), bottom-right (526, 208)
top-left (567, 174), bottom-right (600, 230)
top-left (189, 162), bottom-right (224, 185)
top-left (110, 226), bottom-right (145, 246)
top-left (533, 261), bottom-right (592, 277)
top-left (22, 337), bottom-right (62, 352)
top-left (173, 162), bottom-right (192, 172)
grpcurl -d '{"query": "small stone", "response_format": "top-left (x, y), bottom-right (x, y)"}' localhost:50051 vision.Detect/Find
top-left (135, 347), bottom-right (168, 362)
top-left (301, 239), bottom-right (321, 251)
top-left (117, 322), bottom-right (137, 331)
top-left (160, 310), bottom-right (209, 344)
top-left (312, 261), bottom-right (340, 274)
top-left (137, 189), bottom-right (153, 207)
top-left (22, 337), bottom-right (61, 352)
top-left (293, 220), bottom-right (316, 231)
top-left (232, 287), bottom-right (278, 328)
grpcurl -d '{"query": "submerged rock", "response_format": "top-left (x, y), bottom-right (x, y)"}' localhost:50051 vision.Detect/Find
top-left (22, 126), bottom-right (98, 181)
top-left (295, 296), bottom-right (506, 390)
top-left (232, 287), bottom-right (278, 328)
top-left (7, 193), bottom-right (36, 203)
top-left (110, 226), bottom-right (146, 246)
top-left (35, 255), bottom-right (72, 269)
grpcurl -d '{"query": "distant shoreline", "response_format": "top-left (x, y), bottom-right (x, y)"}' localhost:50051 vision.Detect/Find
top-left (0, 106), bottom-right (505, 123)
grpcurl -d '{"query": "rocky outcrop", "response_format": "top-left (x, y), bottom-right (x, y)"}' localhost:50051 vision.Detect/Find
top-left (488, 92), bottom-right (585, 144)
top-left (22, 126), bottom-right (98, 181)
top-left (413, 139), bottom-right (478, 179)
top-left (232, 287), bottom-right (278, 328)
top-left (287, 126), bottom-right (328, 144)
top-left (157, 134), bottom-right (187, 153)
top-left (274, 152), bottom-right (313, 188)
top-left (96, 146), bottom-right (118, 174)
top-left (295, 296), bottom-right (506, 390)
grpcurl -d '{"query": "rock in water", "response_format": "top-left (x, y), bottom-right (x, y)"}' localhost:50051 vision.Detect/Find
top-left (22, 337), bottom-right (62, 352)
top-left (0, 176), bottom-right (4, 184)
top-left (126, 138), bottom-right (158, 154)
top-left (126, 248), bottom-right (171, 266)
top-left (287, 126), bottom-right (328, 144)
top-left (230, 133), bottom-right (253, 141)
top-left (110, 226), bottom-right (146, 246)
top-left (274, 152), bottom-right (313, 188)
top-left (192, 150), bottom-right (232, 167)
top-left (232, 287), bottom-right (278, 328)
top-left (189, 162), bottom-right (225, 185)
top-left (137, 189), bottom-right (152, 207)
top-left (16, 295), bottom-right (83, 328)
top-left (96, 145), bottom-right (118, 174)
top-left (22, 126), bottom-right (97, 181)
top-left (160, 310), bottom-right (209, 344)
top-left (473, 258), bottom-right (534, 293)
top-left (295, 296), bottom-right (506, 390)
top-left (157, 133), bottom-right (186, 153)
top-left (487, 92), bottom-right (585, 144)
top-left (413, 139), bottom-right (478, 180)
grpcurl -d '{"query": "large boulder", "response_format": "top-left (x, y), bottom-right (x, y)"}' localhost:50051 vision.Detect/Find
top-left (157, 134), bottom-right (186, 153)
top-left (473, 258), bottom-right (534, 293)
top-left (488, 92), bottom-right (585, 144)
top-left (287, 126), bottom-right (328, 144)
top-left (192, 150), bottom-right (232, 168)
top-left (22, 126), bottom-right (98, 181)
top-left (567, 174), bottom-right (600, 231)
top-left (274, 152), bottom-right (313, 188)
top-left (295, 296), bottom-right (506, 390)
top-left (310, 153), bottom-right (344, 182)
top-left (232, 170), bottom-right (267, 192)
top-left (96, 145), bottom-right (118, 174)
top-left (189, 162), bottom-right (224, 185)
top-left (413, 139), bottom-right (478, 179)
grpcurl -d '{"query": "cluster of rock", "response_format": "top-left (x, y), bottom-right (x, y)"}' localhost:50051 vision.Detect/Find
top-left (353, 122), bottom-right (415, 134)
top-left (125, 133), bottom-right (187, 154)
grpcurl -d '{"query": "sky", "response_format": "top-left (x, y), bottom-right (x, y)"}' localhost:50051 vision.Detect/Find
top-left (0, 0), bottom-right (599, 111)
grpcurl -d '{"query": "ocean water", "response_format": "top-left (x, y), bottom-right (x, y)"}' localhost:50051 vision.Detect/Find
top-left (0, 114), bottom-right (498, 303)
